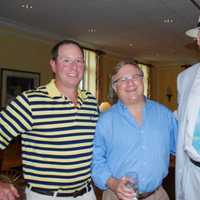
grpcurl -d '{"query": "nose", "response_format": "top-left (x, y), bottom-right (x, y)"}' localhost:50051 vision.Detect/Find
top-left (72, 60), bottom-right (79, 65)
top-left (126, 78), bottom-right (135, 86)
top-left (70, 61), bottom-right (78, 70)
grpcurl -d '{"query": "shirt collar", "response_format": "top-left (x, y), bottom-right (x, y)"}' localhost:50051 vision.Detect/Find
top-left (46, 79), bottom-right (88, 101)
top-left (117, 96), bottom-right (148, 110)
top-left (46, 79), bottom-right (61, 97)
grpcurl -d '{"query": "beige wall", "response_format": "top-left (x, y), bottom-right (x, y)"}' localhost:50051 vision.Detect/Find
top-left (0, 24), bottom-right (185, 170)
top-left (151, 65), bottom-right (183, 111)
top-left (99, 54), bottom-right (121, 103)
top-left (0, 25), bottom-right (184, 111)
top-left (0, 26), bottom-right (54, 85)
top-left (99, 56), bottom-right (184, 111)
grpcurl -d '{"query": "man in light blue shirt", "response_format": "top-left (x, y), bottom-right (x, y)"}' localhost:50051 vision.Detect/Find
top-left (92, 60), bottom-right (177, 200)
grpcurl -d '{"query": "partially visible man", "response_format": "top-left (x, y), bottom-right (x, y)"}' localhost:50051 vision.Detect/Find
top-left (0, 40), bottom-right (99, 200)
top-left (92, 60), bottom-right (177, 200)
top-left (176, 17), bottom-right (200, 200)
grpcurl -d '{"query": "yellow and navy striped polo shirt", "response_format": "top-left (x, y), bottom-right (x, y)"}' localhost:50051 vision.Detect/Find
top-left (0, 79), bottom-right (99, 192)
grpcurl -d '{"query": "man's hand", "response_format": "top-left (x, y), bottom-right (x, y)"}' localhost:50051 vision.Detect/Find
top-left (0, 181), bottom-right (19, 200)
top-left (107, 177), bottom-right (135, 200)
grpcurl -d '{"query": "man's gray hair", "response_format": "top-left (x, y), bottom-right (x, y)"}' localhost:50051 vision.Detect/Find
top-left (111, 60), bottom-right (144, 85)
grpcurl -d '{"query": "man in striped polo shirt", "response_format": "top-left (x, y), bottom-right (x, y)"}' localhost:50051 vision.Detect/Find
top-left (0, 40), bottom-right (99, 200)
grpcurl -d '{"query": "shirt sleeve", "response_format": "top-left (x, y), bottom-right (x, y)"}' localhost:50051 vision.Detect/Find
top-left (0, 93), bottom-right (32, 149)
top-left (170, 112), bottom-right (178, 155)
top-left (92, 115), bottom-right (112, 190)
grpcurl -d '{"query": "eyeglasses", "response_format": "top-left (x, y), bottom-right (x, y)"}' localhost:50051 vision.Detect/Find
top-left (57, 57), bottom-right (84, 65)
top-left (112, 74), bottom-right (143, 85)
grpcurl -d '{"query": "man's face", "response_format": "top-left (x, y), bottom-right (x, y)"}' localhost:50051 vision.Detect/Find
top-left (50, 44), bottom-right (84, 89)
top-left (112, 64), bottom-right (144, 105)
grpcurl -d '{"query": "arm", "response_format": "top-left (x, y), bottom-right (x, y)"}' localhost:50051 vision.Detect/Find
top-left (0, 93), bottom-right (32, 148)
top-left (170, 113), bottom-right (178, 155)
top-left (92, 114), bottom-right (135, 200)
top-left (0, 112), bottom-right (19, 200)
top-left (0, 93), bottom-right (32, 200)
top-left (92, 117), bottom-right (112, 190)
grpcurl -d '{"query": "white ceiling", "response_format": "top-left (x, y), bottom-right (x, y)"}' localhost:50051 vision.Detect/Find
top-left (0, 0), bottom-right (200, 67)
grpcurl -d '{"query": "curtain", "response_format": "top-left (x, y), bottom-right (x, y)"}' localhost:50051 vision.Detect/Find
top-left (138, 63), bottom-right (150, 97)
top-left (79, 49), bottom-right (97, 97)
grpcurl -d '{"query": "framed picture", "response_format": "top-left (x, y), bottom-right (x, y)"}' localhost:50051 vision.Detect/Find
top-left (0, 68), bottom-right (40, 108)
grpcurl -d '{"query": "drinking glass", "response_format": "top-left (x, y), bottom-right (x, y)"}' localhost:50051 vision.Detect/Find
top-left (125, 171), bottom-right (139, 200)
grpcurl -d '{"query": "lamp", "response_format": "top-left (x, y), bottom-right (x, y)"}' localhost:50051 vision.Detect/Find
top-left (99, 101), bottom-right (111, 112)
top-left (166, 86), bottom-right (173, 102)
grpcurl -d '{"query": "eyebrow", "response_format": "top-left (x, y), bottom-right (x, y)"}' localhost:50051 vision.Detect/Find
top-left (58, 56), bottom-right (84, 59)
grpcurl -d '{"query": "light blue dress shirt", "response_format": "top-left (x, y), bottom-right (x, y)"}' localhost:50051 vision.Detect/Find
top-left (92, 99), bottom-right (177, 193)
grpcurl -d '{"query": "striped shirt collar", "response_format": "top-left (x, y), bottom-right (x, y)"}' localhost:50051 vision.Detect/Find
top-left (46, 79), bottom-right (88, 100)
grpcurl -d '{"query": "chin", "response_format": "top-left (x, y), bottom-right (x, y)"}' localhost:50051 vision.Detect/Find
top-left (130, 97), bottom-right (141, 103)
top-left (67, 78), bottom-right (80, 85)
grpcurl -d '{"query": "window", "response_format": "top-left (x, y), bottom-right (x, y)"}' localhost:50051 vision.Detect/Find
top-left (79, 49), bottom-right (97, 97)
top-left (138, 63), bottom-right (150, 97)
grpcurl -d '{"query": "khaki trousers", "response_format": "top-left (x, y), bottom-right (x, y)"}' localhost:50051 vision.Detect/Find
top-left (25, 186), bottom-right (97, 200)
top-left (102, 186), bottom-right (169, 200)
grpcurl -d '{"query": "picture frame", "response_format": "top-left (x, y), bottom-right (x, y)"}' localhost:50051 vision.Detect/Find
top-left (0, 68), bottom-right (40, 108)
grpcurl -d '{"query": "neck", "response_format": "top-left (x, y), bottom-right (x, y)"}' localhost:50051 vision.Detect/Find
top-left (126, 100), bottom-right (145, 112)
top-left (55, 81), bottom-right (78, 103)
top-left (125, 96), bottom-right (145, 109)
top-left (125, 98), bottom-right (145, 125)
top-left (65, 89), bottom-right (78, 103)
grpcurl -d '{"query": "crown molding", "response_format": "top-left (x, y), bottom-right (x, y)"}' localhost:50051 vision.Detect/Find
top-left (0, 17), bottom-right (124, 58)
top-left (0, 17), bottom-right (65, 43)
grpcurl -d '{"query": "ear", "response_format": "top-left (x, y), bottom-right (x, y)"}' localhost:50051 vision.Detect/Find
top-left (112, 84), bottom-right (117, 94)
top-left (50, 59), bottom-right (56, 73)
